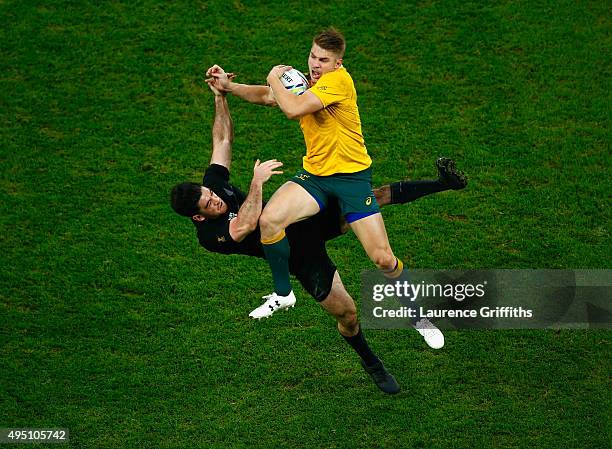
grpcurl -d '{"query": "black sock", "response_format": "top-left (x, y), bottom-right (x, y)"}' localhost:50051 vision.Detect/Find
top-left (342, 328), bottom-right (380, 367)
top-left (390, 179), bottom-right (448, 204)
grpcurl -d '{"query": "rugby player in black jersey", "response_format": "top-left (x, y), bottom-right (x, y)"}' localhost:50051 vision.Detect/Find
top-left (170, 81), bottom-right (467, 394)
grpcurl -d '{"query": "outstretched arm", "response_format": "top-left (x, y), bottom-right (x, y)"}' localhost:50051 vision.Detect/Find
top-left (206, 65), bottom-right (277, 106)
top-left (231, 83), bottom-right (277, 106)
top-left (208, 89), bottom-right (233, 169)
top-left (228, 159), bottom-right (284, 242)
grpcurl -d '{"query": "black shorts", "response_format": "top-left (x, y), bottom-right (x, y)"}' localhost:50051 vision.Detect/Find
top-left (286, 212), bottom-right (339, 302)
top-left (289, 245), bottom-right (336, 302)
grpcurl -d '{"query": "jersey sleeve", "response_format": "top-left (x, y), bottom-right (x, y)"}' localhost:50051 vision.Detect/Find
top-left (203, 164), bottom-right (230, 185)
top-left (309, 70), bottom-right (349, 108)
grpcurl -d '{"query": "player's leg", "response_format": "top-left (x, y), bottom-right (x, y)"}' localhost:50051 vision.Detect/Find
top-left (250, 181), bottom-right (321, 319)
top-left (349, 216), bottom-right (445, 348)
top-left (294, 245), bottom-right (400, 394)
top-left (320, 272), bottom-right (399, 394)
top-left (372, 185), bottom-right (392, 207)
top-left (324, 169), bottom-right (400, 274)
top-left (349, 213), bottom-right (400, 274)
top-left (259, 181), bottom-right (321, 240)
top-left (373, 157), bottom-right (468, 207)
top-left (319, 271), bottom-right (359, 337)
top-left (335, 166), bottom-right (440, 276)
top-left (336, 157), bottom-right (467, 231)
top-left (342, 166), bottom-right (447, 348)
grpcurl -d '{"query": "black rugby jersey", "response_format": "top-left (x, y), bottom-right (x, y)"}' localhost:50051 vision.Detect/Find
top-left (194, 164), bottom-right (264, 257)
top-left (194, 164), bottom-right (343, 258)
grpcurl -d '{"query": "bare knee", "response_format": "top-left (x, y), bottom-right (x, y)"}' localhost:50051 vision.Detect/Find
top-left (320, 293), bottom-right (359, 335)
top-left (371, 248), bottom-right (396, 271)
top-left (320, 271), bottom-right (360, 335)
top-left (260, 207), bottom-right (283, 238)
top-left (336, 307), bottom-right (359, 336)
top-left (341, 307), bottom-right (358, 328)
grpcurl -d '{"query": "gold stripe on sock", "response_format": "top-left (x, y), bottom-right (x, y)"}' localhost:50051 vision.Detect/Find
top-left (261, 230), bottom-right (286, 245)
top-left (383, 258), bottom-right (404, 279)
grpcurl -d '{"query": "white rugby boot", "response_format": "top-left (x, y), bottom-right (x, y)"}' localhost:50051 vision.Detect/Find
top-left (249, 291), bottom-right (296, 319)
top-left (413, 318), bottom-right (445, 349)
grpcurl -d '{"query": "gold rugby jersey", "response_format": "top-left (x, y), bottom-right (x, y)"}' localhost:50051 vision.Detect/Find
top-left (300, 67), bottom-right (372, 176)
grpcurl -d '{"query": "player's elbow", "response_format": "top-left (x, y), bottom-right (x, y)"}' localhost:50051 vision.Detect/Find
top-left (229, 218), bottom-right (258, 242)
top-left (283, 107), bottom-right (302, 120)
top-left (284, 100), bottom-right (314, 119)
top-left (259, 88), bottom-right (277, 107)
top-left (240, 218), bottom-right (258, 235)
top-left (263, 96), bottom-right (277, 107)
top-left (231, 225), bottom-right (254, 243)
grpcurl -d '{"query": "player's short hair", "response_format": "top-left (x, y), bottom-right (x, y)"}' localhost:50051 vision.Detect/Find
top-left (313, 28), bottom-right (346, 58)
top-left (170, 182), bottom-right (202, 217)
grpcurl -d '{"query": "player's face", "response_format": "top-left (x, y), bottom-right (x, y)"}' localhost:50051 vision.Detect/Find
top-left (308, 43), bottom-right (342, 85)
top-left (195, 186), bottom-right (228, 219)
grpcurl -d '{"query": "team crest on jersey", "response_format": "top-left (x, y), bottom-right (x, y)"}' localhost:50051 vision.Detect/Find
top-left (228, 212), bottom-right (237, 221)
top-left (217, 236), bottom-right (226, 243)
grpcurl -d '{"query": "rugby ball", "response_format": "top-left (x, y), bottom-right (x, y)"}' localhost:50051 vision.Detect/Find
top-left (280, 69), bottom-right (309, 95)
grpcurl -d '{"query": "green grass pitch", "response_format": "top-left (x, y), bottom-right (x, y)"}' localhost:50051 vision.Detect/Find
top-left (1, 1), bottom-right (610, 448)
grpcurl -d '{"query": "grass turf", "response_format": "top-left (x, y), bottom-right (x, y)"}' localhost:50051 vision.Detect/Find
top-left (1, 0), bottom-right (610, 448)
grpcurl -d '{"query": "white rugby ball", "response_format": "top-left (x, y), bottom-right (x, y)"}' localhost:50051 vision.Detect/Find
top-left (280, 69), bottom-right (309, 95)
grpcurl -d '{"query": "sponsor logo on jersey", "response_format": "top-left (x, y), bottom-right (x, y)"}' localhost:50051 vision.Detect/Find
top-left (365, 196), bottom-right (373, 206)
top-left (217, 236), bottom-right (226, 243)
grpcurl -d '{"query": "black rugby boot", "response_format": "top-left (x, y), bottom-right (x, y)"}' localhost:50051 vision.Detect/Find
top-left (436, 157), bottom-right (468, 190)
top-left (361, 360), bottom-right (401, 394)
